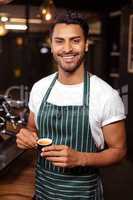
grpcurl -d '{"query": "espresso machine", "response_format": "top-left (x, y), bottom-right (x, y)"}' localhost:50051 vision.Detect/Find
top-left (0, 96), bottom-right (29, 171)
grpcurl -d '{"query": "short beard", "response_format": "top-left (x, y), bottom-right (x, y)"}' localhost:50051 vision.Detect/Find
top-left (53, 53), bottom-right (85, 73)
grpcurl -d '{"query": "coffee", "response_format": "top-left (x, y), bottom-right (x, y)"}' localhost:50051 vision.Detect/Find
top-left (37, 138), bottom-right (52, 146)
top-left (37, 138), bottom-right (52, 151)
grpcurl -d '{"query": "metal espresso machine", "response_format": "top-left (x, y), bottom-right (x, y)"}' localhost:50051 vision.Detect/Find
top-left (0, 96), bottom-right (29, 171)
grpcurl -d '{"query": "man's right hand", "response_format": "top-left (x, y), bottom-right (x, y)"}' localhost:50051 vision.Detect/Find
top-left (16, 128), bottom-right (38, 149)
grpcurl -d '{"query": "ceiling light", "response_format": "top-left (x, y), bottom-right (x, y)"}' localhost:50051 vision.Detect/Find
top-left (40, 47), bottom-right (49, 54)
top-left (16, 37), bottom-right (23, 46)
top-left (40, 0), bottom-right (55, 22)
top-left (5, 24), bottom-right (27, 30)
top-left (0, 23), bottom-right (7, 36)
top-left (45, 12), bottom-right (52, 21)
top-left (42, 8), bottom-right (47, 15)
top-left (10, 18), bottom-right (42, 24)
top-left (1, 16), bottom-right (9, 22)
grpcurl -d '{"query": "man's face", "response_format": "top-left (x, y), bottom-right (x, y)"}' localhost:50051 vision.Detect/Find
top-left (51, 23), bottom-right (88, 73)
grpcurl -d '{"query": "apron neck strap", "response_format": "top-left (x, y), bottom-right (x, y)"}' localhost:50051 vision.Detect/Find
top-left (43, 73), bottom-right (58, 102)
top-left (83, 69), bottom-right (90, 107)
top-left (43, 70), bottom-right (90, 107)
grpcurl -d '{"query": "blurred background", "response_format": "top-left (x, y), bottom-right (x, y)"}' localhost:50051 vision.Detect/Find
top-left (0, 0), bottom-right (133, 200)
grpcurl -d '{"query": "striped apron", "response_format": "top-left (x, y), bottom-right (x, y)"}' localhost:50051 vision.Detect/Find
top-left (36, 70), bottom-right (103, 200)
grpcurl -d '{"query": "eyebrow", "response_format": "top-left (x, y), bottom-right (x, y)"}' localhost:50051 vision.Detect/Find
top-left (53, 36), bottom-right (81, 40)
top-left (54, 37), bottom-right (64, 40)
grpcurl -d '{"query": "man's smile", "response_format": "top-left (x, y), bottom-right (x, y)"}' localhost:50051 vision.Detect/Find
top-left (58, 53), bottom-right (79, 63)
top-left (62, 55), bottom-right (75, 62)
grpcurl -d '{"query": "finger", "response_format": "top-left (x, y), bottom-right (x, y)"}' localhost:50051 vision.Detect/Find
top-left (16, 136), bottom-right (33, 148)
top-left (41, 150), bottom-right (65, 157)
top-left (23, 130), bottom-right (38, 142)
top-left (18, 128), bottom-right (37, 141)
top-left (17, 144), bottom-right (29, 149)
top-left (16, 139), bottom-right (30, 149)
top-left (42, 144), bottom-right (66, 152)
top-left (45, 156), bottom-right (67, 163)
top-left (16, 137), bottom-right (32, 148)
top-left (17, 132), bottom-right (37, 148)
top-left (16, 136), bottom-right (36, 149)
top-left (32, 132), bottom-right (38, 140)
top-left (52, 162), bottom-right (67, 168)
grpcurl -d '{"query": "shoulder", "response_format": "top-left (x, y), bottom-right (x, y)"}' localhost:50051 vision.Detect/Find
top-left (89, 75), bottom-right (125, 116)
top-left (30, 72), bottom-right (57, 95)
top-left (90, 75), bottom-right (118, 100)
top-left (33, 73), bottom-right (57, 90)
top-left (89, 75), bottom-right (125, 125)
top-left (28, 72), bottom-right (57, 114)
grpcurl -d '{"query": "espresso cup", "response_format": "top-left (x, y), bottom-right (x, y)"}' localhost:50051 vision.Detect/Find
top-left (37, 138), bottom-right (52, 151)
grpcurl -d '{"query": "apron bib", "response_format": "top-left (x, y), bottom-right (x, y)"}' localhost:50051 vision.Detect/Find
top-left (36, 71), bottom-right (103, 200)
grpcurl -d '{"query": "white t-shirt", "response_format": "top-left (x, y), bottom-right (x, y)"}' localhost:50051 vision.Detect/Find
top-left (29, 73), bottom-right (126, 149)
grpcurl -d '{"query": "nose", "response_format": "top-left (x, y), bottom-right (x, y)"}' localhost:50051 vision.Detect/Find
top-left (63, 41), bottom-right (72, 53)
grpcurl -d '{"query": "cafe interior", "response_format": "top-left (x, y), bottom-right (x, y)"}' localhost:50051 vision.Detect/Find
top-left (0, 0), bottom-right (133, 199)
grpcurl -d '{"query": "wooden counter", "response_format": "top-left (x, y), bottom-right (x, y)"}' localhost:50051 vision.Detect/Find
top-left (0, 149), bottom-right (36, 200)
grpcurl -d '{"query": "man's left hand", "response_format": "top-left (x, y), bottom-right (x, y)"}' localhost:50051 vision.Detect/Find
top-left (41, 145), bottom-right (84, 168)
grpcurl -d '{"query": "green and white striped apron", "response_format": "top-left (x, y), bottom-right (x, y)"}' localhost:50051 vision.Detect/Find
top-left (36, 70), bottom-right (103, 200)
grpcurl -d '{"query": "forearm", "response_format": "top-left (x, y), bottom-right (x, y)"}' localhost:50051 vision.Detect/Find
top-left (79, 147), bottom-right (127, 167)
top-left (26, 111), bottom-right (37, 133)
top-left (26, 124), bottom-right (37, 132)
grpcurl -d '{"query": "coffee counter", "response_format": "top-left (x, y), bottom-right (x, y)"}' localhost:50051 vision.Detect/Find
top-left (0, 134), bottom-right (24, 171)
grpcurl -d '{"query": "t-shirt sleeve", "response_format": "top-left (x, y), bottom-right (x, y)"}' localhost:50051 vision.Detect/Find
top-left (101, 90), bottom-right (126, 127)
top-left (28, 84), bottom-right (36, 113)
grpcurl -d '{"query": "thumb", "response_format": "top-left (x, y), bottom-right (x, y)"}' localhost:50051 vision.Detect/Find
top-left (32, 131), bottom-right (38, 140)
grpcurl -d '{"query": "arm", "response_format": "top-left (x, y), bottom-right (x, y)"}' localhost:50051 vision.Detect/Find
top-left (81, 120), bottom-right (127, 167)
top-left (16, 111), bottom-right (38, 149)
top-left (27, 111), bottom-right (37, 131)
top-left (41, 120), bottom-right (126, 168)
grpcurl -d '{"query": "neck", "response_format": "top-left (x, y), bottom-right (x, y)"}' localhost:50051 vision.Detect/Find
top-left (58, 65), bottom-right (84, 85)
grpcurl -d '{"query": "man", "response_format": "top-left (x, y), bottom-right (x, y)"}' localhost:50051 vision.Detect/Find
top-left (16, 12), bottom-right (126, 200)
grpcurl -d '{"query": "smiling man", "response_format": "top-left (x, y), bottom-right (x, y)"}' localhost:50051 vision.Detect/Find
top-left (51, 23), bottom-right (88, 73)
top-left (16, 11), bottom-right (126, 200)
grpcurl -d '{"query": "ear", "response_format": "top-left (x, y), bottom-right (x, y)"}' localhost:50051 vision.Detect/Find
top-left (49, 38), bottom-right (52, 53)
top-left (51, 46), bottom-right (53, 53)
top-left (85, 39), bottom-right (89, 52)
top-left (51, 43), bottom-right (53, 54)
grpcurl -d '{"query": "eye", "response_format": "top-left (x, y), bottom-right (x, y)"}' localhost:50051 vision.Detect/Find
top-left (73, 38), bottom-right (80, 44)
top-left (55, 39), bottom-right (63, 44)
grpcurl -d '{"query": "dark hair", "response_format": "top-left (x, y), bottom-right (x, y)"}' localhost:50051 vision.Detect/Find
top-left (49, 10), bottom-right (89, 40)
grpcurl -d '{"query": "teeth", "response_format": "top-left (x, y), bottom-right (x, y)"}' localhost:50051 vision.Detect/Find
top-left (63, 56), bottom-right (74, 58)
